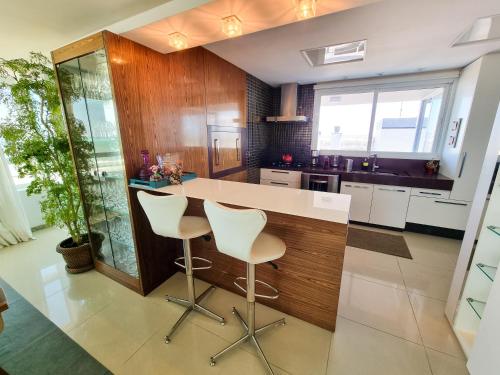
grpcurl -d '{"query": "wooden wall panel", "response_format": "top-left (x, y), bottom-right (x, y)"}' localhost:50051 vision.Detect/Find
top-left (218, 170), bottom-right (248, 182)
top-left (204, 49), bottom-right (247, 128)
top-left (104, 32), bottom-right (209, 179)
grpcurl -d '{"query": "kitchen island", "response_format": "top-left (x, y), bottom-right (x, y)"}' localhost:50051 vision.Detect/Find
top-left (129, 178), bottom-right (350, 331)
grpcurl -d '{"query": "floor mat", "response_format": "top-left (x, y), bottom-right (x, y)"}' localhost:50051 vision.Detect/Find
top-left (347, 227), bottom-right (413, 259)
top-left (0, 278), bottom-right (110, 375)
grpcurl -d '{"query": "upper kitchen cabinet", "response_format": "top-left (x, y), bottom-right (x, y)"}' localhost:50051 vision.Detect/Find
top-left (204, 49), bottom-right (247, 128)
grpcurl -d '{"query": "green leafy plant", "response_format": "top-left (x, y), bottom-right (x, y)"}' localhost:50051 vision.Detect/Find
top-left (0, 52), bottom-right (87, 245)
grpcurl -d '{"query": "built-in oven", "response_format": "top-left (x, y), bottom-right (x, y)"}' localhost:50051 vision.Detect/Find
top-left (301, 173), bottom-right (340, 193)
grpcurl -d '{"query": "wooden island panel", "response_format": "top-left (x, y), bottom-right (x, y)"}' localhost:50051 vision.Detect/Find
top-left (185, 197), bottom-right (347, 331)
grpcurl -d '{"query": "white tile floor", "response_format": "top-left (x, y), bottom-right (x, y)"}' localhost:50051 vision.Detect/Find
top-left (0, 226), bottom-right (469, 375)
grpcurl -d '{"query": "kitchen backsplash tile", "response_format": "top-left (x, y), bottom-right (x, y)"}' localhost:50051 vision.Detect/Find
top-left (246, 74), bottom-right (274, 183)
top-left (267, 84), bottom-right (314, 165)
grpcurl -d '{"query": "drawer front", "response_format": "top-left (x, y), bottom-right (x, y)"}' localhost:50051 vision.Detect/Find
top-left (260, 178), bottom-right (300, 189)
top-left (260, 169), bottom-right (302, 183)
top-left (406, 196), bottom-right (471, 230)
top-left (340, 182), bottom-right (374, 222)
top-left (410, 188), bottom-right (450, 199)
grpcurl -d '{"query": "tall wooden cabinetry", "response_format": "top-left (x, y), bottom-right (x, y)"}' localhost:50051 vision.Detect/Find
top-left (52, 31), bottom-right (248, 294)
top-left (204, 49), bottom-right (247, 180)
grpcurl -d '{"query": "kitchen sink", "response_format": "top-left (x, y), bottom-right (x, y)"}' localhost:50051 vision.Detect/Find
top-left (349, 170), bottom-right (399, 176)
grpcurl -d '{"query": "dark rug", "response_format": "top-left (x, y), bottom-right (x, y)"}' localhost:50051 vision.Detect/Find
top-left (0, 278), bottom-right (110, 375)
top-left (347, 227), bottom-right (413, 259)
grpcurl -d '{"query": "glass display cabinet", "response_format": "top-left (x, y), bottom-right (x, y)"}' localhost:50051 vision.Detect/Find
top-left (54, 48), bottom-right (139, 282)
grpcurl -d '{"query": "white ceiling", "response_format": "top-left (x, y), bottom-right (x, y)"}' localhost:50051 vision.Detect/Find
top-left (205, 0), bottom-right (500, 86)
top-left (122, 0), bottom-right (379, 54)
top-left (0, 0), bottom-right (174, 59)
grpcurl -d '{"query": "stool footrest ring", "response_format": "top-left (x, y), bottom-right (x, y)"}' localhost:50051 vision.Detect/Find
top-left (234, 277), bottom-right (279, 300)
top-left (174, 256), bottom-right (213, 271)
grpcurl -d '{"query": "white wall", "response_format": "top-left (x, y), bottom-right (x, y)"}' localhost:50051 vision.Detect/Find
top-left (16, 188), bottom-right (44, 229)
top-left (440, 52), bottom-right (500, 202)
top-left (440, 59), bottom-right (481, 177)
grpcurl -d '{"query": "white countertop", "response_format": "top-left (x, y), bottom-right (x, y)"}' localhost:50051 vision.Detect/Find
top-left (130, 178), bottom-right (350, 224)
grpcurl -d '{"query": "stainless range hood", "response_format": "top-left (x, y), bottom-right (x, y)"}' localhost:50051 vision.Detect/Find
top-left (266, 83), bottom-right (307, 122)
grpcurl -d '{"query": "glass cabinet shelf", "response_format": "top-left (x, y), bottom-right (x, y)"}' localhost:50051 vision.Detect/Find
top-left (467, 298), bottom-right (486, 319)
top-left (487, 225), bottom-right (500, 236)
top-left (476, 263), bottom-right (497, 282)
top-left (477, 263), bottom-right (498, 281)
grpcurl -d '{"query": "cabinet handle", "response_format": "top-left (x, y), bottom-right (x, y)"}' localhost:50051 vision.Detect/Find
top-left (270, 181), bottom-right (288, 186)
top-left (354, 185), bottom-right (370, 189)
top-left (434, 200), bottom-right (468, 206)
top-left (419, 191), bottom-right (441, 195)
top-left (214, 139), bottom-right (220, 166)
top-left (235, 138), bottom-right (240, 161)
top-left (458, 152), bottom-right (467, 178)
top-left (271, 170), bottom-right (289, 174)
top-left (378, 188), bottom-right (406, 192)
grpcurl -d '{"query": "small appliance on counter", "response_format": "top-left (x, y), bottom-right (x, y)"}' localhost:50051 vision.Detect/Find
top-left (311, 150), bottom-right (319, 167)
top-left (345, 158), bottom-right (353, 172)
top-left (331, 154), bottom-right (340, 168)
top-left (281, 153), bottom-right (293, 165)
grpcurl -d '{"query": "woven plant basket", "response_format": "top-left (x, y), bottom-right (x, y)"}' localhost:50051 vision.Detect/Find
top-left (56, 235), bottom-right (94, 274)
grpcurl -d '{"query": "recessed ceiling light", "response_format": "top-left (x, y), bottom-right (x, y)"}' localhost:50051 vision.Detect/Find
top-left (168, 32), bottom-right (188, 50)
top-left (295, 0), bottom-right (316, 20)
top-left (221, 15), bottom-right (243, 37)
top-left (453, 14), bottom-right (500, 46)
top-left (301, 40), bottom-right (367, 67)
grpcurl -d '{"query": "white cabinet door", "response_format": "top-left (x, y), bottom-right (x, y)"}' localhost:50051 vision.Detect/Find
top-left (369, 185), bottom-right (411, 228)
top-left (340, 182), bottom-right (373, 222)
top-left (406, 196), bottom-right (471, 230)
top-left (260, 169), bottom-right (302, 184)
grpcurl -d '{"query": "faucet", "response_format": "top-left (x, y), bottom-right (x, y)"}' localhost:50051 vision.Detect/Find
top-left (370, 154), bottom-right (379, 172)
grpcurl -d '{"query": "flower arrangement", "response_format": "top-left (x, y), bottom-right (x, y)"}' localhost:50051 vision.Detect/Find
top-left (148, 159), bottom-right (184, 185)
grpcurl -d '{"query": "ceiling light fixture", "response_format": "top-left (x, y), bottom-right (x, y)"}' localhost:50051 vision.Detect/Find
top-left (221, 15), bottom-right (242, 37)
top-left (168, 32), bottom-right (188, 50)
top-left (295, 0), bottom-right (317, 20)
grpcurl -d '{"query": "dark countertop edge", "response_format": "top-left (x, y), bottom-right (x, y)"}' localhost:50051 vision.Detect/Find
top-left (261, 166), bottom-right (454, 191)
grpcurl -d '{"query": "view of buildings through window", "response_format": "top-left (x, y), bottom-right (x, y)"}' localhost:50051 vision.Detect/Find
top-left (316, 87), bottom-right (445, 153)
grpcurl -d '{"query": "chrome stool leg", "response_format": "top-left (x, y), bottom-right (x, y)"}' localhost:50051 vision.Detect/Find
top-left (209, 263), bottom-right (285, 375)
top-left (164, 239), bottom-right (225, 344)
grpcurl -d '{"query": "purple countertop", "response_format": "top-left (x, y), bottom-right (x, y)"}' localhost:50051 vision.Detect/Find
top-left (263, 165), bottom-right (454, 191)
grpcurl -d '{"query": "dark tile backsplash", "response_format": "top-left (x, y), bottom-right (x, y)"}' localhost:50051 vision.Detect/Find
top-left (246, 74), bottom-right (273, 183)
top-left (267, 84), bottom-right (315, 165)
top-left (246, 81), bottom-right (315, 180)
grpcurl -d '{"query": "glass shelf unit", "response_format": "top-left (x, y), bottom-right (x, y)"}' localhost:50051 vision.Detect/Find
top-left (487, 225), bottom-right (500, 236)
top-left (466, 298), bottom-right (487, 319)
top-left (56, 49), bottom-right (139, 279)
top-left (476, 263), bottom-right (497, 282)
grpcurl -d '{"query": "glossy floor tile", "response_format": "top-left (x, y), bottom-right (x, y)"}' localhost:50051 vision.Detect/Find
top-left (409, 293), bottom-right (465, 358)
top-left (339, 273), bottom-right (422, 344)
top-left (343, 246), bottom-right (406, 289)
top-left (327, 317), bottom-right (431, 375)
top-left (0, 226), bottom-right (469, 375)
top-left (426, 348), bottom-right (469, 375)
top-left (398, 259), bottom-right (454, 301)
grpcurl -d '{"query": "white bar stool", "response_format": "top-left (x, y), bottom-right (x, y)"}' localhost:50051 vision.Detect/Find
top-left (137, 191), bottom-right (225, 344)
top-left (204, 200), bottom-right (286, 374)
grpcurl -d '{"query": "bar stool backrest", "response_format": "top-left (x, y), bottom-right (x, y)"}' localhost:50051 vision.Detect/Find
top-left (138, 191), bottom-right (188, 238)
top-left (204, 200), bottom-right (267, 263)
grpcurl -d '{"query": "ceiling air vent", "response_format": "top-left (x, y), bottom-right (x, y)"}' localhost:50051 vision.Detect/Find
top-left (301, 40), bottom-right (366, 67)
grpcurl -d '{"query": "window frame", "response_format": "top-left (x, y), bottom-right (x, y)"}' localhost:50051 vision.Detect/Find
top-left (312, 78), bottom-right (455, 159)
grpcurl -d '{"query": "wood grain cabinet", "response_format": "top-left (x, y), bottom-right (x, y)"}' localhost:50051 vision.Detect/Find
top-left (204, 49), bottom-right (247, 128)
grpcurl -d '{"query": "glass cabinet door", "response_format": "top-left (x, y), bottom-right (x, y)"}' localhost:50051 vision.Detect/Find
top-left (56, 50), bottom-right (138, 278)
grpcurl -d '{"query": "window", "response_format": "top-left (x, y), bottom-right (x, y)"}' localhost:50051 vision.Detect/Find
top-left (313, 82), bottom-right (451, 155)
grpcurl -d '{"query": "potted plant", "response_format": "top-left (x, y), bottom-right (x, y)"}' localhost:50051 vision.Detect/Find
top-left (0, 53), bottom-right (96, 273)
